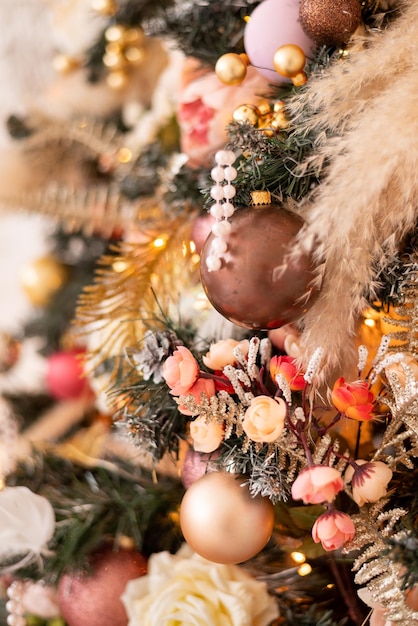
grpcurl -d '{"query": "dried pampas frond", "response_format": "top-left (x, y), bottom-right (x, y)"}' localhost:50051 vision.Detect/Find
top-left (287, 0), bottom-right (418, 380)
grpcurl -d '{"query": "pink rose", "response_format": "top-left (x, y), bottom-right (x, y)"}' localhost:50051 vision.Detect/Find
top-left (269, 355), bottom-right (306, 391)
top-left (162, 346), bottom-right (199, 396)
top-left (291, 466), bottom-right (344, 504)
top-left (345, 460), bottom-right (393, 507)
top-left (242, 395), bottom-right (286, 443)
top-left (331, 377), bottom-right (376, 421)
top-left (178, 61), bottom-right (273, 167)
top-left (178, 377), bottom-right (217, 416)
top-left (202, 339), bottom-right (250, 371)
top-left (190, 416), bottom-right (224, 453)
top-left (312, 510), bottom-right (355, 552)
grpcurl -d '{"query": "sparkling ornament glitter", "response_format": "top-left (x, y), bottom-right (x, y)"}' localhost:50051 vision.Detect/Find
top-left (215, 53), bottom-right (249, 86)
top-left (179, 471), bottom-right (274, 564)
top-left (58, 546), bottom-right (147, 626)
top-left (200, 198), bottom-right (318, 330)
top-left (299, 0), bottom-right (362, 47)
top-left (244, 0), bottom-right (314, 84)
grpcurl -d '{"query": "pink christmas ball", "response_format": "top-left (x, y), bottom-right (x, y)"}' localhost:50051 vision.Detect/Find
top-left (58, 546), bottom-right (147, 626)
top-left (191, 213), bottom-right (215, 255)
top-left (244, 0), bottom-right (315, 84)
top-left (46, 348), bottom-right (91, 400)
top-left (181, 448), bottom-right (220, 489)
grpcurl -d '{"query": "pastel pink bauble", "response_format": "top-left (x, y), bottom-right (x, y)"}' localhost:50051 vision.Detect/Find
top-left (58, 546), bottom-right (147, 626)
top-left (244, 0), bottom-right (315, 84)
top-left (46, 348), bottom-right (91, 400)
top-left (181, 448), bottom-right (220, 489)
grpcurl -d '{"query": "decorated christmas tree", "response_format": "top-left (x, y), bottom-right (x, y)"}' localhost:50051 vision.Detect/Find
top-left (0, 1), bottom-right (417, 625)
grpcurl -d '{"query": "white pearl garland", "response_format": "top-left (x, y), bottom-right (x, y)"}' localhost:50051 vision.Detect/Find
top-left (205, 149), bottom-right (237, 272)
top-left (6, 581), bottom-right (26, 626)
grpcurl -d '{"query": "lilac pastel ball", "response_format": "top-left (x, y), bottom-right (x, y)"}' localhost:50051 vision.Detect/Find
top-left (244, 0), bottom-right (315, 84)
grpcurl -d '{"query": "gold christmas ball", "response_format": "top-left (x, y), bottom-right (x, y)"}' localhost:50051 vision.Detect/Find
top-left (215, 53), bottom-right (248, 86)
top-left (180, 472), bottom-right (274, 564)
top-left (20, 255), bottom-right (68, 307)
top-left (232, 104), bottom-right (259, 126)
top-left (273, 44), bottom-right (306, 78)
top-left (299, 0), bottom-right (362, 47)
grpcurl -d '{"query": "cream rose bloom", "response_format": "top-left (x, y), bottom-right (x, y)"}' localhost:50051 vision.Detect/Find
top-left (203, 339), bottom-right (250, 371)
top-left (190, 416), bottom-right (224, 453)
top-left (242, 396), bottom-right (286, 443)
top-left (122, 544), bottom-right (279, 626)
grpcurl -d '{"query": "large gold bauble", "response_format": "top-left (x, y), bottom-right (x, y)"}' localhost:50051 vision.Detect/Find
top-left (179, 471), bottom-right (274, 564)
top-left (215, 53), bottom-right (248, 86)
top-left (20, 255), bottom-right (68, 307)
top-left (273, 44), bottom-right (306, 78)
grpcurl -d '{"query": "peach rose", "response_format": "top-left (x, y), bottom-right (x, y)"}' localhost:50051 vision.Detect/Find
top-left (202, 339), bottom-right (250, 371)
top-left (178, 62), bottom-right (273, 167)
top-left (162, 346), bottom-right (199, 396)
top-left (312, 510), bottom-right (355, 552)
top-left (268, 325), bottom-right (301, 358)
top-left (269, 355), bottom-right (305, 391)
top-left (190, 416), bottom-right (224, 453)
top-left (345, 460), bottom-right (393, 507)
top-left (291, 466), bottom-right (344, 504)
top-left (331, 377), bottom-right (375, 421)
top-left (242, 396), bottom-right (286, 443)
top-left (178, 377), bottom-right (217, 416)
top-left (385, 352), bottom-right (418, 387)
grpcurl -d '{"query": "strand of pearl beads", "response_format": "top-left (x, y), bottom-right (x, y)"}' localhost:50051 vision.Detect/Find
top-left (205, 149), bottom-right (237, 272)
top-left (6, 580), bottom-right (26, 626)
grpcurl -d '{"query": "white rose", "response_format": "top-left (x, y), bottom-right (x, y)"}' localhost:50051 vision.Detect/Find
top-left (0, 486), bottom-right (55, 561)
top-left (122, 544), bottom-right (279, 626)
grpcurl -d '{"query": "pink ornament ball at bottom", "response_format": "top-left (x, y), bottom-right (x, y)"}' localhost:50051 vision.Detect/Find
top-left (58, 546), bottom-right (147, 626)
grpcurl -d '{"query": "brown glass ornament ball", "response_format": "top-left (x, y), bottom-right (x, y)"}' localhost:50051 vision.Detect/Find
top-left (200, 204), bottom-right (318, 330)
top-left (58, 545), bottom-right (147, 626)
top-left (180, 471), bottom-right (274, 564)
top-left (299, 0), bottom-right (361, 47)
top-left (20, 255), bottom-right (68, 307)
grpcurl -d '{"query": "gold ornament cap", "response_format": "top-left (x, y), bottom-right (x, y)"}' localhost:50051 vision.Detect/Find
top-left (250, 190), bottom-right (272, 206)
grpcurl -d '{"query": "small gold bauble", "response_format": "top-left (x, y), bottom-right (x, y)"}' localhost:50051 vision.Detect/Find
top-left (233, 104), bottom-right (259, 126)
top-left (52, 54), bottom-right (80, 74)
top-left (215, 53), bottom-right (248, 86)
top-left (20, 256), bottom-right (68, 307)
top-left (180, 472), bottom-right (274, 564)
top-left (106, 69), bottom-right (128, 90)
top-left (273, 44), bottom-right (306, 78)
top-left (91, 0), bottom-right (118, 17)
